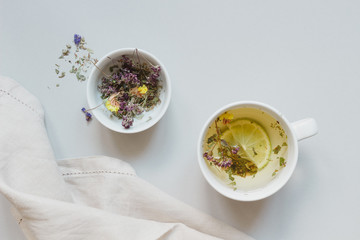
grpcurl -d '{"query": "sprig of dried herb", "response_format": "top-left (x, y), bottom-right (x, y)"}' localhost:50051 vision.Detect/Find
top-left (81, 108), bottom-right (92, 121)
top-left (203, 115), bottom-right (258, 187)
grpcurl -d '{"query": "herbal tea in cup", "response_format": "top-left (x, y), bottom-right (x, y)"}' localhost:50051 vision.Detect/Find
top-left (203, 108), bottom-right (288, 191)
top-left (198, 101), bottom-right (318, 201)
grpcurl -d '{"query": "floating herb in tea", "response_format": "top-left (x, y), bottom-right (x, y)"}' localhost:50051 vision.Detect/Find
top-left (273, 145), bottom-right (281, 154)
top-left (279, 157), bottom-right (286, 167)
top-left (203, 108), bottom-right (289, 191)
top-left (203, 114), bottom-right (273, 186)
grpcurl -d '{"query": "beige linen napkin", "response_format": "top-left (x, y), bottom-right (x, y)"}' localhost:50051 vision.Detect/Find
top-left (0, 76), bottom-right (254, 240)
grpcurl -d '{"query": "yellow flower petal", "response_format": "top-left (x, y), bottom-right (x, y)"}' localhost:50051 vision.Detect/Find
top-left (137, 85), bottom-right (148, 94)
top-left (219, 113), bottom-right (234, 121)
top-left (105, 100), bottom-right (120, 112)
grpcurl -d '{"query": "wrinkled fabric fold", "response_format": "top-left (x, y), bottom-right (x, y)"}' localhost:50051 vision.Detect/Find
top-left (0, 77), bottom-right (253, 240)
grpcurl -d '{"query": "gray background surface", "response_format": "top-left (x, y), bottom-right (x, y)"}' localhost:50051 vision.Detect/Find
top-left (1, 0), bottom-right (359, 239)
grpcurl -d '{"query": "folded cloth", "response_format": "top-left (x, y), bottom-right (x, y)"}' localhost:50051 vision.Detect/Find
top-left (0, 76), bottom-right (254, 240)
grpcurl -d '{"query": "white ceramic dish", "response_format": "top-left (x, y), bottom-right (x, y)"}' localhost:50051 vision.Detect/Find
top-left (197, 101), bottom-right (318, 201)
top-left (87, 48), bottom-right (171, 133)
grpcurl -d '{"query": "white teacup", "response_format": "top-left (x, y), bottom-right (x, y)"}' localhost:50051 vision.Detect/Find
top-left (197, 101), bottom-right (318, 201)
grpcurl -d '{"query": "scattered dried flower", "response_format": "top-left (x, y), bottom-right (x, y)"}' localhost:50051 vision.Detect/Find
top-left (55, 34), bottom-right (98, 82)
top-left (81, 107), bottom-right (92, 121)
top-left (74, 34), bottom-right (81, 46)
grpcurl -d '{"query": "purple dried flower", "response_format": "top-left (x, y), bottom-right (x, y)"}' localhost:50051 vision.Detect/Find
top-left (121, 55), bottom-right (133, 68)
top-left (112, 73), bottom-right (120, 80)
top-left (204, 152), bottom-right (232, 169)
top-left (219, 157), bottom-right (232, 168)
top-left (125, 101), bottom-right (141, 113)
top-left (203, 152), bottom-right (213, 161)
top-left (85, 112), bottom-right (92, 121)
top-left (122, 93), bottom-right (129, 101)
top-left (147, 66), bottom-right (161, 86)
top-left (119, 101), bottom-right (127, 110)
top-left (74, 34), bottom-right (81, 46)
top-left (125, 104), bottom-right (134, 112)
top-left (81, 107), bottom-right (92, 121)
top-left (98, 77), bottom-right (119, 98)
top-left (231, 146), bottom-right (240, 154)
top-left (121, 72), bottom-right (139, 85)
top-left (121, 115), bottom-right (134, 129)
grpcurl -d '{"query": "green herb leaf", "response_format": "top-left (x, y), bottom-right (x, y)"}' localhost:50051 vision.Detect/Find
top-left (58, 72), bottom-right (65, 78)
top-left (76, 72), bottom-right (86, 81)
top-left (62, 49), bottom-right (70, 56)
top-left (226, 169), bottom-right (235, 181)
top-left (273, 145), bottom-right (281, 154)
top-left (69, 66), bottom-right (77, 73)
top-left (280, 157), bottom-right (286, 167)
top-left (207, 134), bottom-right (217, 144)
top-left (229, 175), bottom-right (235, 181)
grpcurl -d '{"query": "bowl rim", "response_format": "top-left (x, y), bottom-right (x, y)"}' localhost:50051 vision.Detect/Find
top-left (87, 48), bottom-right (171, 134)
top-left (197, 101), bottom-right (299, 201)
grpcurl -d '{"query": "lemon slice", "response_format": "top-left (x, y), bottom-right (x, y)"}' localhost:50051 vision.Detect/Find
top-left (222, 119), bottom-right (271, 170)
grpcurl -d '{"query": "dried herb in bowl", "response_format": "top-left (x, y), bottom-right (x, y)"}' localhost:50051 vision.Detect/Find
top-left (97, 51), bottom-right (162, 129)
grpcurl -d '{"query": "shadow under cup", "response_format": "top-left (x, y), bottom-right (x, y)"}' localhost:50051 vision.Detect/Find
top-left (197, 101), bottom-right (317, 201)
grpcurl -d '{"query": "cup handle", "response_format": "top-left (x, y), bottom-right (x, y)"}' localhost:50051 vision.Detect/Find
top-left (291, 118), bottom-right (318, 141)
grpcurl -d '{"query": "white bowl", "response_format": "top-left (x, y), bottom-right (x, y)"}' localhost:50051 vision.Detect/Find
top-left (87, 48), bottom-right (171, 133)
